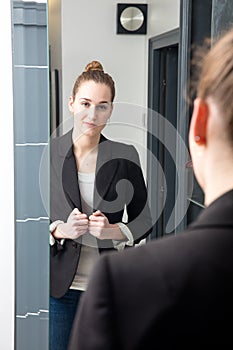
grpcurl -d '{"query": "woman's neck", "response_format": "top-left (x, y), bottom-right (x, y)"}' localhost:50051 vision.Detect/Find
top-left (72, 130), bottom-right (100, 173)
top-left (72, 130), bottom-right (100, 155)
top-left (203, 151), bottom-right (233, 206)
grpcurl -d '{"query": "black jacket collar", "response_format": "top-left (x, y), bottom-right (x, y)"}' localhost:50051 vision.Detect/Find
top-left (190, 189), bottom-right (233, 229)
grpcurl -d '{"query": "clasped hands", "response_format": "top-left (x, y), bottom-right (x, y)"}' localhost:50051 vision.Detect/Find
top-left (55, 208), bottom-right (124, 241)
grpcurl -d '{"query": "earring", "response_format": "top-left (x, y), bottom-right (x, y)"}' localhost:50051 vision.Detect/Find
top-left (194, 135), bottom-right (201, 143)
top-left (194, 135), bottom-right (206, 144)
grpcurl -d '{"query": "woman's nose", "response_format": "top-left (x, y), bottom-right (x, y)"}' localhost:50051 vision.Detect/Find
top-left (86, 106), bottom-right (97, 121)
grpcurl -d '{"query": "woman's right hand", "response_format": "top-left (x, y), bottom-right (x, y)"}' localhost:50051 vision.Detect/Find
top-left (53, 208), bottom-right (88, 240)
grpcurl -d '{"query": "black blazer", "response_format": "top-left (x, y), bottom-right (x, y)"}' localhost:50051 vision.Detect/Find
top-left (50, 130), bottom-right (152, 298)
top-left (69, 190), bottom-right (233, 349)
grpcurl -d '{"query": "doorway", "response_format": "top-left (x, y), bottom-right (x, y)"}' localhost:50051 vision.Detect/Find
top-left (147, 29), bottom-right (179, 239)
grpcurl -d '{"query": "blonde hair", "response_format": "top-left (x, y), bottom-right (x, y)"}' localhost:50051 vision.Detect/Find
top-left (72, 60), bottom-right (115, 101)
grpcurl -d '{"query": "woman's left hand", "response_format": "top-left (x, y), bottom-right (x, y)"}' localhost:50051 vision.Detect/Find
top-left (88, 210), bottom-right (125, 241)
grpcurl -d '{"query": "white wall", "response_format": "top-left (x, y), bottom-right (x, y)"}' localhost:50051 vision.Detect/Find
top-left (0, 1), bottom-right (15, 349)
top-left (61, 0), bottom-right (180, 110)
top-left (60, 0), bottom-right (180, 174)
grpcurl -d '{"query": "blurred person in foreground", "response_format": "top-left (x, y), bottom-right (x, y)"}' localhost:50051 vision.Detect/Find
top-left (68, 28), bottom-right (233, 349)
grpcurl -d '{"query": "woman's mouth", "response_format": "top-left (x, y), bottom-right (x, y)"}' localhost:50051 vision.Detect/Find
top-left (83, 122), bottom-right (96, 128)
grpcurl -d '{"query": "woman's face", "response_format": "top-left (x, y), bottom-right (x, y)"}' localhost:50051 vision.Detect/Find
top-left (69, 80), bottom-right (113, 137)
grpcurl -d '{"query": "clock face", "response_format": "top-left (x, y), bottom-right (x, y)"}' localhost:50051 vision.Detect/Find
top-left (120, 7), bottom-right (144, 32)
top-left (117, 4), bottom-right (148, 35)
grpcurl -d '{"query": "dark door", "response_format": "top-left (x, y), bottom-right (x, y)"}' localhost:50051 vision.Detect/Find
top-left (147, 29), bottom-right (179, 239)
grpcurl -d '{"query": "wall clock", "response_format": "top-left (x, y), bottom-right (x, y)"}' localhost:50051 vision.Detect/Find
top-left (117, 3), bottom-right (148, 34)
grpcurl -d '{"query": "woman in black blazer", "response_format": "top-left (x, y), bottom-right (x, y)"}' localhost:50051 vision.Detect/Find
top-left (49, 61), bottom-right (152, 350)
top-left (68, 30), bottom-right (233, 349)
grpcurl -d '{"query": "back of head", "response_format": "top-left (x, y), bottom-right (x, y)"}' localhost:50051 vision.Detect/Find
top-left (196, 28), bottom-right (233, 147)
top-left (72, 60), bottom-right (115, 101)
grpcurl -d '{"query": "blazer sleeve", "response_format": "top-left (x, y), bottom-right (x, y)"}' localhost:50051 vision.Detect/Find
top-left (94, 140), bottom-right (152, 248)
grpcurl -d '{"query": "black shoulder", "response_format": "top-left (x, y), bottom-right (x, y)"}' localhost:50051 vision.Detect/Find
top-left (102, 137), bottom-right (138, 156)
top-left (50, 129), bottom-right (73, 155)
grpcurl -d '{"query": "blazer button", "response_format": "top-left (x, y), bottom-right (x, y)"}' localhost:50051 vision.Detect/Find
top-left (72, 242), bottom-right (77, 248)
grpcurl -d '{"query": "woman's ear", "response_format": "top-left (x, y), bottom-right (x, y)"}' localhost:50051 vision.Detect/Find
top-left (190, 97), bottom-right (209, 145)
top-left (68, 96), bottom-right (75, 113)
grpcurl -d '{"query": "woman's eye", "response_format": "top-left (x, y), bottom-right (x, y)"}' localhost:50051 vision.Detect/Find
top-left (97, 105), bottom-right (106, 111)
top-left (81, 102), bottom-right (90, 107)
top-left (96, 103), bottom-right (110, 111)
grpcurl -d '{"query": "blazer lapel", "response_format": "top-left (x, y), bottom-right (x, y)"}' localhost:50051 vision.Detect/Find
top-left (62, 153), bottom-right (82, 210)
top-left (58, 129), bottom-right (82, 210)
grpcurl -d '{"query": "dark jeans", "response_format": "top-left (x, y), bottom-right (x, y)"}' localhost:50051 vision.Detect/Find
top-left (49, 289), bottom-right (83, 350)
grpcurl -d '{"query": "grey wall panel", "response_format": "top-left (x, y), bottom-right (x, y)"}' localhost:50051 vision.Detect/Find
top-left (13, 68), bottom-right (48, 144)
top-left (15, 219), bottom-right (49, 350)
top-left (13, 25), bottom-right (47, 66)
top-left (13, 1), bottom-right (47, 26)
top-left (14, 146), bottom-right (48, 219)
top-left (16, 314), bottom-right (48, 350)
top-left (12, 1), bottom-right (49, 349)
top-left (15, 221), bottom-right (49, 315)
top-left (13, 1), bottom-right (47, 67)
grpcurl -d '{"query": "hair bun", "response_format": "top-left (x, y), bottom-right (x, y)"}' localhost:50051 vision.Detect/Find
top-left (84, 61), bottom-right (104, 73)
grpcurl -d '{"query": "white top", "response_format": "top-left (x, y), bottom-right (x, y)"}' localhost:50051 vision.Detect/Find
top-left (71, 172), bottom-right (99, 291)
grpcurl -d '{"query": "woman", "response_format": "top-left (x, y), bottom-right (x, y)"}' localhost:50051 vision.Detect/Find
top-left (49, 61), bottom-right (152, 349)
top-left (68, 30), bottom-right (233, 349)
